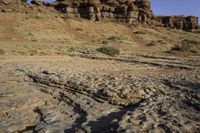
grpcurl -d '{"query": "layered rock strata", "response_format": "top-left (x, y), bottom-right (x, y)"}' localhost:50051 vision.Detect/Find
top-left (51, 0), bottom-right (153, 24)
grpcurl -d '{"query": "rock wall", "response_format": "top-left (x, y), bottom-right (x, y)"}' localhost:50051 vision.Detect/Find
top-left (0, 0), bottom-right (199, 32)
top-left (48, 0), bottom-right (199, 32)
top-left (156, 16), bottom-right (200, 32)
top-left (49, 0), bottom-right (154, 24)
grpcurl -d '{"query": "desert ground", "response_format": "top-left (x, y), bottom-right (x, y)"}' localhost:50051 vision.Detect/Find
top-left (0, 13), bottom-right (200, 133)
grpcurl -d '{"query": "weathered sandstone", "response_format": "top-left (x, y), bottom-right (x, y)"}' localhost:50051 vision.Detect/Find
top-left (0, 0), bottom-right (199, 32)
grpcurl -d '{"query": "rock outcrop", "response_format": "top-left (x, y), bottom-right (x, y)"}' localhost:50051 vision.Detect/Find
top-left (156, 16), bottom-right (200, 32)
top-left (0, 0), bottom-right (199, 32)
top-left (50, 0), bottom-right (154, 24)
top-left (47, 0), bottom-right (200, 32)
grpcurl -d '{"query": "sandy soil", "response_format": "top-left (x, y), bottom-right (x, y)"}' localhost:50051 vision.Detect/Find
top-left (0, 12), bottom-right (200, 133)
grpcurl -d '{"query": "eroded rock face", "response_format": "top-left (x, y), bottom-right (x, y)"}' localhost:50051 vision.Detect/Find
top-left (44, 0), bottom-right (200, 32)
top-left (49, 0), bottom-right (153, 24)
top-left (156, 16), bottom-right (200, 32)
top-left (0, 0), bottom-right (199, 32)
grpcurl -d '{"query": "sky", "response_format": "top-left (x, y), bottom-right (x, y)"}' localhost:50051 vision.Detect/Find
top-left (27, 0), bottom-right (200, 23)
top-left (151, 0), bottom-right (200, 22)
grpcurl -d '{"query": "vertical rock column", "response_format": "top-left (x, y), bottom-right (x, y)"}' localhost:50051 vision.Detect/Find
top-left (162, 16), bottom-right (174, 28)
top-left (100, 5), bottom-right (109, 20)
top-left (94, 6), bottom-right (101, 21)
top-left (136, 0), bottom-right (153, 23)
top-left (66, 7), bottom-right (74, 18)
top-left (88, 6), bottom-right (96, 20)
top-left (126, 4), bottom-right (139, 24)
top-left (184, 16), bottom-right (200, 32)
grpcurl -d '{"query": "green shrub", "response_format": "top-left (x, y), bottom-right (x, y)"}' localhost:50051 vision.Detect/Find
top-left (96, 46), bottom-right (120, 56)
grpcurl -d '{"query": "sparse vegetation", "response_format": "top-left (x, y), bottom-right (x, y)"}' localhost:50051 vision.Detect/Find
top-left (108, 35), bottom-right (128, 41)
top-left (33, 15), bottom-right (42, 19)
top-left (0, 49), bottom-right (5, 55)
top-left (96, 46), bottom-right (120, 56)
top-left (134, 31), bottom-right (146, 35)
top-left (171, 39), bottom-right (200, 53)
top-left (76, 28), bottom-right (83, 31)
top-left (68, 46), bottom-right (96, 55)
top-left (38, 8), bottom-right (43, 13)
top-left (101, 40), bottom-right (109, 45)
top-left (147, 40), bottom-right (166, 46)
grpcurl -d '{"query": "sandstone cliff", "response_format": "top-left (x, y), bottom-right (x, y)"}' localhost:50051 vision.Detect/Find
top-left (50, 0), bottom-right (153, 24)
top-left (156, 16), bottom-right (200, 32)
top-left (0, 0), bottom-right (199, 32)
top-left (31, 0), bottom-right (200, 32)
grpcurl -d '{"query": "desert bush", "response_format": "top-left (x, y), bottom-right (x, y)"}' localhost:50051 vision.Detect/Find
top-left (38, 8), bottom-right (43, 13)
top-left (182, 39), bottom-right (199, 45)
top-left (108, 35), bottom-right (128, 41)
top-left (0, 49), bottom-right (5, 55)
top-left (101, 40), bottom-right (109, 45)
top-left (134, 31), bottom-right (146, 35)
top-left (147, 40), bottom-right (166, 46)
top-left (171, 39), bottom-right (200, 53)
top-left (96, 46), bottom-right (120, 56)
top-left (33, 15), bottom-right (42, 19)
top-left (68, 46), bottom-right (96, 55)
top-left (76, 28), bottom-right (83, 31)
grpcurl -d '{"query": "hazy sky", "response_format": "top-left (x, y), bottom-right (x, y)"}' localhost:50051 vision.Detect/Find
top-left (27, 0), bottom-right (200, 22)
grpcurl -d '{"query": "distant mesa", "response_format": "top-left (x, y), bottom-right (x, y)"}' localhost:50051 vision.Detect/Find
top-left (0, 0), bottom-right (199, 32)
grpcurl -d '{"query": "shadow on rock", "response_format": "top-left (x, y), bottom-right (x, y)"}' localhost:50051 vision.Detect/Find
top-left (85, 99), bottom-right (145, 133)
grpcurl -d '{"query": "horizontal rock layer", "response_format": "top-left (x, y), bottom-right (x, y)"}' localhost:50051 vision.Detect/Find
top-left (49, 0), bottom-right (153, 24)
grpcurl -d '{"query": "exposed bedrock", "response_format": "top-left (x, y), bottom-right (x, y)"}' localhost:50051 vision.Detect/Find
top-left (156, 16), bottom-right (200, 32)
top-left (51, 0), bottom-right (153, 24)
top-left (0, 0), bottom-right (199, 32)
